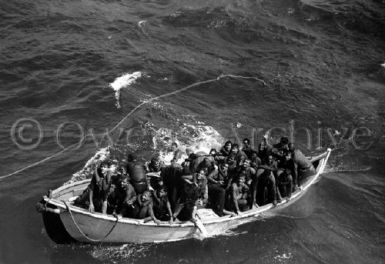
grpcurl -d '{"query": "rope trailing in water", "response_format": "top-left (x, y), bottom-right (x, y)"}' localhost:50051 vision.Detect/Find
top-left (0, 144), bottom-right (79, 181)
top-left (0, 74), bottom-right (267, 181)
top-left (63, 201), bottom-right (119, 243)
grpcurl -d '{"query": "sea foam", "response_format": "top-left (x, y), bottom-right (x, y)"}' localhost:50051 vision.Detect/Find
top-left (109, 71), bottom-right (143, 108)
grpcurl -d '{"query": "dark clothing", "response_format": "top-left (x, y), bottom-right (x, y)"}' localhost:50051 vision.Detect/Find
top-left (127, 161), bottom-right (146, 182)
top-left (120, 183), bottom-right (138, 218)
top-left (208, 183), bottom-right (226, 216)
top-left (176, 182), bottom-right (200, 221)
top-left (121, 202), bottom-right (140, 218)
top-left (147, 161), bottom-right (165, 173)
top-left (75, 171), bottom-right (112, 213)
top-left (219, 147), bottom-right (231, 157)
top-left (256, 167), bottom-right (277, 205)
top-left (161, 165), bottom-right (183, 210)
top-left (242, 146), bottom-right (256, 159)
top-left (217, 166), bottom-right (231, 189)
top-left (278, 171), bottom-right (293, 198)
top-left (258, 143), bottom-right (272, 164)
top-left (153, 195), bottom-right (171, 221)
top-left (89, 172), bottom-right (111, 202)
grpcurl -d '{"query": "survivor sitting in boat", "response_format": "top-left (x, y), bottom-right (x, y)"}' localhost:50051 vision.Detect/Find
top-left (74, 136), bottom-right (316, 224)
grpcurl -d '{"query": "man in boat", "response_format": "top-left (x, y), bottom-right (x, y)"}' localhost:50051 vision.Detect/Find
top-left (135, 190), bottom-right (161, 224)
top-left (217, 161), bottom-right (232, 190)
top-left (161, 159), bottom-right (184, 210)
top-left (257, 135), bottom-right (272, 164)
top-left (85, 160), bottom-right (114, 214)
top-left (205, 160), bottom-right (227, 216)
top-left (229, 144), bottom-right (247, 165)
top-left (168, 142), bottom-right (183, 166)
top-left (255, 155), bottom-right (279, 206)
top-left (152, 186), bottom-right (173, 223)
top-left (194, 169), bottom-right (209, 207)
top-left (252, 153), bottom-right (260, 166)
top-left (276, 151), bottom-right (294, 200)
top-left (227, 174), bottom-right (250, 214)
top-left (73, 160), bottom-right (113, 214)
top-left (219, 140), bottom-right (232, 158)
top-left (272, 137), bottom-right (290, 154)
top-left (242, 138), bottom-right (256, 159)
top-left (289, 143), bottom-right (316, 186)
top-left (239, 159), bottom-right (256, 185)
top-left (145, 155), bottom-right (165, 173)
top-left (172, 177), bottom-right (200, 221)
top-left (119, 176), bottom-right (138, 218)
top-left (126, 153), bottom-right (149, 195)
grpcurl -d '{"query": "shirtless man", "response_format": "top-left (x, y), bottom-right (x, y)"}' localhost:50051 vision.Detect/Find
top-left (289, 143), bottom-right (315, 186)
top-left (229, 174), bottom-right (250, 214)
top-left (88, 161), bottom-right (114, 214)
top-left (120, 177), bottom-right (138, 218)
top-left (152, 187), bottom-right (173, 223)
top-left (135, 190), bottom-right (161, 224)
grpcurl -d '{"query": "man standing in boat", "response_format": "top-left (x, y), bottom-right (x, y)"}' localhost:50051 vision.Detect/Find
top-left (289, 143), bottom-right (316, 187)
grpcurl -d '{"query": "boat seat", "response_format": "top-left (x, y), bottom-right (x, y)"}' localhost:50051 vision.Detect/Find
top-left (196, 208), bottom-right (221, 221)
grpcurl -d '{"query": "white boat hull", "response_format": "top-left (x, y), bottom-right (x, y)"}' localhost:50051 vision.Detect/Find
top-left (39, 149), bottom-right (331, 244)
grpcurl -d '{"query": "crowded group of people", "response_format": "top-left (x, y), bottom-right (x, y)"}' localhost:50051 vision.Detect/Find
top-left (74, 136), bottom-right (316, 224)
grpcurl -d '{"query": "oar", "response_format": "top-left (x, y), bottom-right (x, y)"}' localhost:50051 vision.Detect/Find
top-left (194, 217), bottom-right (208, 237)
top-left (193, 213), bottom-right (208, 238)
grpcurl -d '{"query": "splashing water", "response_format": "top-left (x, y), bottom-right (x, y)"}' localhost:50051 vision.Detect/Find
top-left (150, 123), bottom-right (224, 164)
top-left (66, 147), bottom-right (110, 184)
top-left (109, 72), bottom-right (143, 108)
top-left (274, 252), bottom-right (293, 262)
top-left (65, 120), bottom-right (225, 183)
top-left (89, 243), bottom-right (152, 263)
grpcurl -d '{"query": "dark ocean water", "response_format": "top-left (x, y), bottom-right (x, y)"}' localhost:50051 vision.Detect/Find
top-left (1, 0), bottom-right (385, 263)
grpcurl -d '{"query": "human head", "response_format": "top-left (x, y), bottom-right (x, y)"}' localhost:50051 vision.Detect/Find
top-left (197, 170), bottom-right (206, 187)
top-left (151, 155), bottom-right (161, 170)
top-left (120, 175), bottom-right (129, 186)
top-left (209, 148), bottom-right (217, 156)
top-left (227, 156), bottom-right (236, 167)
top-left (156, 186), bottom-right (167, 198)
top-left (220, 162), bottom-right (229, 171)
top-left (285, 151), bottom-right (292, 161)
top-left (243, 138), bottom-right (250, 148)
top-left (243, 159), bottom-right (251, 168)
top-left (171, 142), bottom-right (178, 151)
top-left (224, 140), bottom-right (232, 151)
top-left (231, 144), bottom-right (239, 154)
top-left (141, 190), bottom-right (151, 202)
top-left (237, 174), bottom-right (246, 185)
top-left (267, 155), bottom-right (274, 165)
top-left (100, 160), bottom-right (111, 176)
top-left (198, 168), bottom-right (207, 177)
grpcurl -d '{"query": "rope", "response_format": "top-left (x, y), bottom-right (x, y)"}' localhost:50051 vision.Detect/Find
top-left (63, 201), bottom-right (119, 243)
top-left (0, 143), bottom-right (78, 180)
top-left (0, 74), bottom-right (267, 181)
